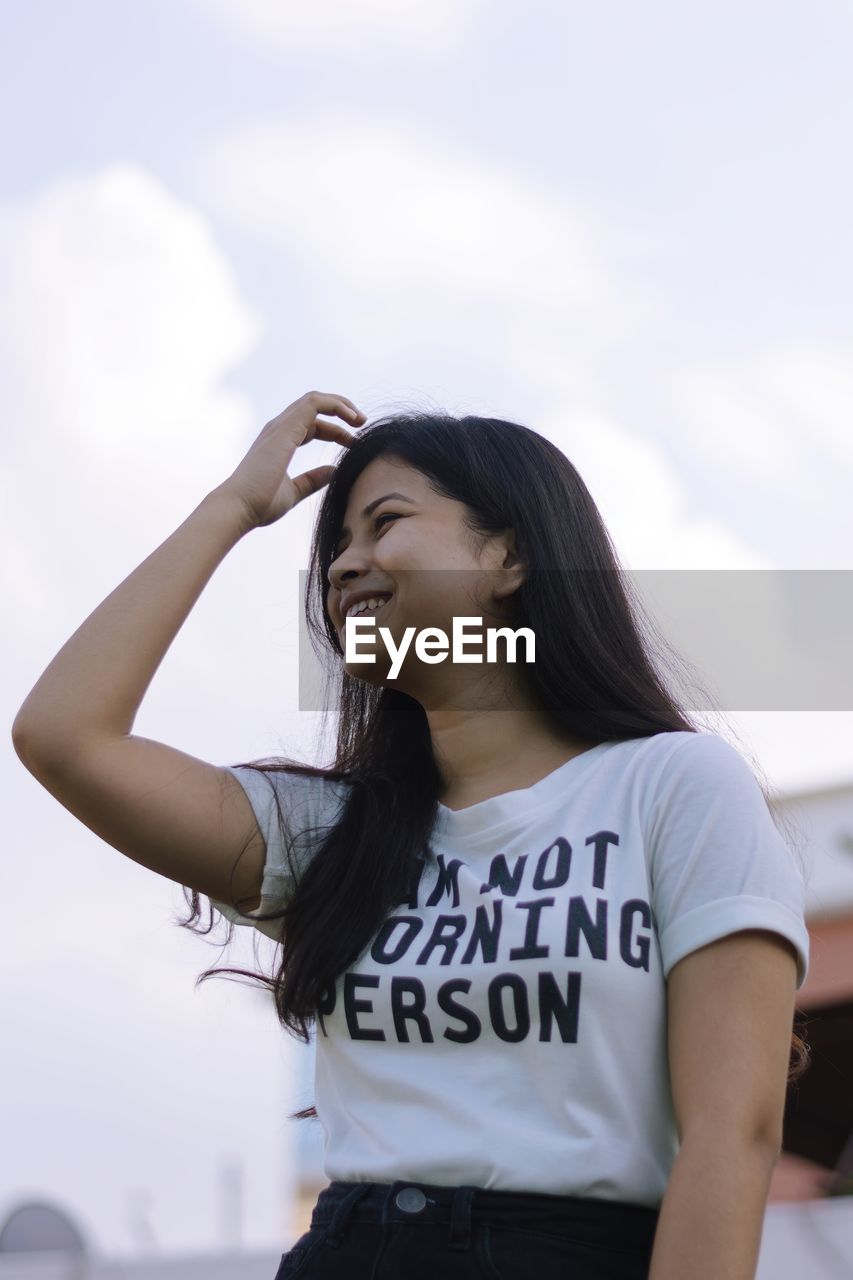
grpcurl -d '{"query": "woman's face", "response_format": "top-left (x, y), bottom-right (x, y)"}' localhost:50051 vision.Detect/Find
top-left (326, 456), bottom-right (520, 698)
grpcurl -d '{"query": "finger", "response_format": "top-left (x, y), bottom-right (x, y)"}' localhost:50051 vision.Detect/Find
top-left (312, 415), bottom-right (359, 446)
top-left (327, 393), bottom-right (367, 423)
top-left (290, 464), bottom-right (336, 506)
top-left (306, 392), bottom-right (366, 425)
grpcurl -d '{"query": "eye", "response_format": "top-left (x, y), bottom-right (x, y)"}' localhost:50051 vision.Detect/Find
top-left (374, 512), bottom-right (399, 531)
top-left (332, 513), bottom-right (400, 559)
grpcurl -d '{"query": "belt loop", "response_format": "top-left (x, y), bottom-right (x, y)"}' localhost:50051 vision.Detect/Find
top-left (447, 1185), bottom-right (476, 1251)
top-left (326, 1183), bottom-right (374, 1248)
top-left (381, 1181), bottom-right (401, 1226)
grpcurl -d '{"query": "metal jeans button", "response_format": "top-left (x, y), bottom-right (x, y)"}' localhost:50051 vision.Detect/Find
top-left (395, 1187), bottom-right (427, 1212)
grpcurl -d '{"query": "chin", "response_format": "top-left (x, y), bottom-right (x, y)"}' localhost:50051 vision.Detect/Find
top-left (343, 666), bottom-right (393, 691)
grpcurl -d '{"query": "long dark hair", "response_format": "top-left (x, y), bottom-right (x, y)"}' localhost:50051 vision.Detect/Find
top-left (179, 410), bottom-right (811, 1115)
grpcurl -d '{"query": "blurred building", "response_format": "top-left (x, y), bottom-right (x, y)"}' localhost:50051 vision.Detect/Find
top-left (769, 774), bottom-right (853, 1208)
top-left (0, 1197), bottom-right (283, 1280)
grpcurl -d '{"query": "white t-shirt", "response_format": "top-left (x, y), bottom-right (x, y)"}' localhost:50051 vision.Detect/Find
top-left (211, 730), bottom-right (810, 1208)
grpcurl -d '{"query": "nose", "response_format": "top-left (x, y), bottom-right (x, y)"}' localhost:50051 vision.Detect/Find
top-left (327, 544), bottom-right (375, 608)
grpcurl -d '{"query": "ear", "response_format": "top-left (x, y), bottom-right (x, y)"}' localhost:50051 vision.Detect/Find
top-left (493, 528), bottom-right (526, 601)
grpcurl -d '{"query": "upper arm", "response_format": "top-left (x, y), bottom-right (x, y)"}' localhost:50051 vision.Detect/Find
top-left (12, 732), bottom-right (267, 913)
top-left (666, 928), bottom-right (799, 1152)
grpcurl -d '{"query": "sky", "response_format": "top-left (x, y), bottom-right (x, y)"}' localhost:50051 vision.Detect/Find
top-left (2, 0), bottom-right (853, 1259)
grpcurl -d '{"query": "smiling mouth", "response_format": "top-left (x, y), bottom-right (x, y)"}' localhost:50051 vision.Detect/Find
top-left (343, 595), bottom-right (393, 625)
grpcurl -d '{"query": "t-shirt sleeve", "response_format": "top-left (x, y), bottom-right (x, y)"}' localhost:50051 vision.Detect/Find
top-left (208, 764), bottom-right (352, 943)
top-left (645, 733), bottom-right (810, 989)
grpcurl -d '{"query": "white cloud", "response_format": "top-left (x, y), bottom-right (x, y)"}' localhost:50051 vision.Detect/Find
top-left (537, 404), bottom-right (774, 570)
top-left (195, 110), bottom-right (664, 365)
top-left (667, 339), bottom-right (853, 482)
top-left (0, 163), bottom-right (262, 489)
top-left (755, 342), bottom-right (853, 467)
top-left (668, 374), bottom-right (797, 482)
top-left (191, 0), bottom-right (485, 57)
top-left (663, 341), bottom-right (853, 569)
top-left (0, 161), bottom-right (269, 661)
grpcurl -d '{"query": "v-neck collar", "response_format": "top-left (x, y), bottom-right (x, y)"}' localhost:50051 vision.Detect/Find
top-left (432, 740), bottom-right (617, 847)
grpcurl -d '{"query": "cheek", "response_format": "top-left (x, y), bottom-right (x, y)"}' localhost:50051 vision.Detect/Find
top-left (374, 529), bottom-right (483, 618)
top-left (378, 525), bottom-right (472, 573)
top-left (410, 578), bottom-right (482, 631)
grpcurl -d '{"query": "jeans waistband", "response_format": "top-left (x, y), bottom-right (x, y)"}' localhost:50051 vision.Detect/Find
top-left (310, 1179), bottom-right (661, 1253)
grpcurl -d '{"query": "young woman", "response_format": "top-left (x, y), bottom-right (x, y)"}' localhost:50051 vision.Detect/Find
top-left (13, 390), bottom-right (811, 1280)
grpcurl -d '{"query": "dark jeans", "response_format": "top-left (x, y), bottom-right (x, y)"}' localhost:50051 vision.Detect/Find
top-left (274, 1178), bottom-right (662, 1279)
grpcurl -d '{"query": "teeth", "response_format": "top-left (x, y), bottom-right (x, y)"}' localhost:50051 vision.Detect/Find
top-left (346, 595), bottom-right (390, 619)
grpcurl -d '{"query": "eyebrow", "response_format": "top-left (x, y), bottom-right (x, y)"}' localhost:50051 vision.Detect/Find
top-left (334, 492), bottom-right (417, 545)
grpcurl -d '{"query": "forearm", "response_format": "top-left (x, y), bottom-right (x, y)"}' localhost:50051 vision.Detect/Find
top-left (12, 486), bottom-right (254, 748)
top-left (649, 1132), bottom-right (779, 1280)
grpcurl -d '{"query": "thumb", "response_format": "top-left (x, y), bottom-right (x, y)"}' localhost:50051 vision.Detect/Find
top-left (290, 464), bottom-right (336, 507)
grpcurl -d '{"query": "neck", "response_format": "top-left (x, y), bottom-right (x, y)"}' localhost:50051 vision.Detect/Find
top-left (425, 687), bottom-right (598, 809)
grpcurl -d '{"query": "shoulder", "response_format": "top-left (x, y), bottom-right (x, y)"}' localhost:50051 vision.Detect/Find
top-left (624, 729), bottom-right (758, 796)
top-left (621, 730), bottom-right (773, 849)
top-left (650, 730), bottom-right (761, 794)
top-left (606, 729), bottom-right (746, 800)
top-left (624, 728), bottom-right (742, 767)
top-left (227, 761), bottom-right (354, 795)
top-left (224, 761), bottom-right (354, 832)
